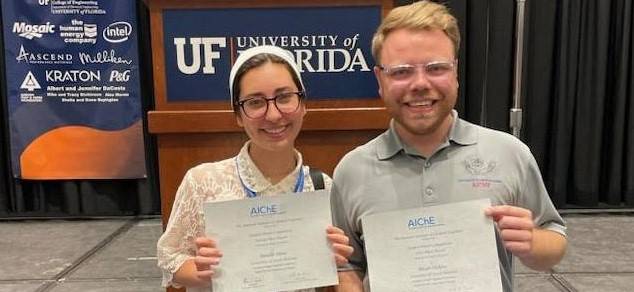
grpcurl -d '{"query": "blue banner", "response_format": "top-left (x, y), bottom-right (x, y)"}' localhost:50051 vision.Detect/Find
top-left (163, 6), bottom-right (381, 101)
top-left (1, 0), bottom-right (146, 179)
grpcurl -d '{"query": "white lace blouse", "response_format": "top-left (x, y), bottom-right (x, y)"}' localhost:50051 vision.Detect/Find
top-left (156, 142), bottom-right (332, 292)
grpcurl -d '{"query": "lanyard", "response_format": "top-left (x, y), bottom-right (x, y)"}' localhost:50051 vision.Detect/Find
top-left (235, 157), bottom-right (304, 198)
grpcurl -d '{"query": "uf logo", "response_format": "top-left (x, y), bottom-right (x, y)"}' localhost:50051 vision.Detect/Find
top-left (174, 37), bottom-right (227, 75)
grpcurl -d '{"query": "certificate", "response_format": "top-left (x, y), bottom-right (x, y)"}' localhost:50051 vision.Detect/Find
top-left (203, 190), bottom-right (338, 292)
top-left (363, 199), bottom-right (502, 292)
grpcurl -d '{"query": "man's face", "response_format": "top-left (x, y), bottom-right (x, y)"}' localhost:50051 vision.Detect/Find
top-left (374, 28), bottom-right (458, 138)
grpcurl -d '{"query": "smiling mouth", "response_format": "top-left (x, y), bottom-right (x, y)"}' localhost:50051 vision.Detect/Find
top-left (406, 100), bottom-right (434, 107)
top-left (262, 125), bottom-right (288, 134)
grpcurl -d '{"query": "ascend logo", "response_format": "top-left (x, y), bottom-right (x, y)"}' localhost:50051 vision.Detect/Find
top-left (103, 21), bottom-right (131, 43)
top-left (13, 22), bottom-right (55, 40)
top-left (16, 45), bottom-right (73, 65)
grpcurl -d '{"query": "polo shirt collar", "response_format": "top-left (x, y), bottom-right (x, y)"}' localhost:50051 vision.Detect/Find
top-left (448, 110), bottom-right (478, 146)
top-left (376, 110), bottom-right (477, 160)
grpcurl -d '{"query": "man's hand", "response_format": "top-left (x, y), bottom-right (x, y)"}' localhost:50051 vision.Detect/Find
top-left (485, 205), bottom-right (534, 258)
top-left (485, 205), bottom-right (566, 271)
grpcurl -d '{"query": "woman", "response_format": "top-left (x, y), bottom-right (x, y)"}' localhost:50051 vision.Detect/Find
top-left (156, 45), bottom-right (353, 292)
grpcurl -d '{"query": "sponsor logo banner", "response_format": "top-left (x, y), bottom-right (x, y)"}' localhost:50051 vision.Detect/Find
top-left (162, 6), bottom-right (381, 101)
top-left (1, 0), bottom-right (146, 179)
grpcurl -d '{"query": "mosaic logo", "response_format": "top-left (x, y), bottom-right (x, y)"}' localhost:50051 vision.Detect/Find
top-left (13, 22), bottom-right (55, 40)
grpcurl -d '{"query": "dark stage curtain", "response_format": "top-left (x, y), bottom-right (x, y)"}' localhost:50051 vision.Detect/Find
top-left (524, 0), bottom-right (634, 207)
top-left (394, 0), bottom-right (634, 208)
top-left (0, 1), bottom-right (160, 218)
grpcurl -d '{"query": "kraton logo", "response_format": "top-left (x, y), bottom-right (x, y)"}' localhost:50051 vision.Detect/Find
top-left (174, 37), bottom-right (227, 74)
top-left (20, 71), bottom-right (41, 91)
top-left (13, 22), bottom-right (55, 39)
top-left (102, 21), bottom-right (132, 43)
top-left (46, 70), bottom-right (101, 82)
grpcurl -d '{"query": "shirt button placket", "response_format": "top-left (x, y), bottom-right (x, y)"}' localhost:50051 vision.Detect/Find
top-left (422, 159), bottom-right (437, 203)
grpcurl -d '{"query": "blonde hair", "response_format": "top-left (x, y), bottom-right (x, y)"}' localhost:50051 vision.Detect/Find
top-left (372, 1), bottom-right (460, 64)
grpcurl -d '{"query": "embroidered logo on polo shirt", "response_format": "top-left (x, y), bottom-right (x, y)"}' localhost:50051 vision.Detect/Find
top-left (463, 156), bottom-right (496, 175)
top-left (459, 156), bottom-right (500, 189)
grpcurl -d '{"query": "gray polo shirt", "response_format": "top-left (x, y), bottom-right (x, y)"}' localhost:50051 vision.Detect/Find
top-left (331, 111), bottom-right (566, 292)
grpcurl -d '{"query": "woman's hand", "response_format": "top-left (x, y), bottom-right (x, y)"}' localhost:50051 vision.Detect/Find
top-left (326, 226), bottom-right (354, 266)
top-left (194, 237), bottom-right (223, 281)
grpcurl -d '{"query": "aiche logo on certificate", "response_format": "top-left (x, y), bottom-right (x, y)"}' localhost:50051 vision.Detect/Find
top-left (249, 203), bottom-right (281, 217)
top-left (362, 199), bottom-right (503, 292)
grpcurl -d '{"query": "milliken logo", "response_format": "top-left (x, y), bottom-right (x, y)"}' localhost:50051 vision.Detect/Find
top-left (103, 21), bottom-right (132, 43)
top-left (13, 22), bottom-right (55, 39)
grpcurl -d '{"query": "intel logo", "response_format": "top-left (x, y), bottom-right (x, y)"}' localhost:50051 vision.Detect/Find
top-left (103, 21), bottom-right (132, 43)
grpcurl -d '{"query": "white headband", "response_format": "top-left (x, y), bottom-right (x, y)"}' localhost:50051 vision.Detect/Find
top-left (229, 45), bottom-right (305, 109)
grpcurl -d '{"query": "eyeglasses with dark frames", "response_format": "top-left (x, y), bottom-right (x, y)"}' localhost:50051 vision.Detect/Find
top-left (236, 91), bottom-right (304, 119)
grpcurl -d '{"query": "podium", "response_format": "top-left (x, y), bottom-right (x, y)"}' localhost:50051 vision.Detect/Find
top-left (146, 1), bottom-right (392, 291)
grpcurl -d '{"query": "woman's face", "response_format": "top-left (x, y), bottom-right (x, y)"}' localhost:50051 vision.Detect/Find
top-left (235, 62), bottom-right (306, 154)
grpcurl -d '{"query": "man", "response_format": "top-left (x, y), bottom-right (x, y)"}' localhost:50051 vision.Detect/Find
top-left (330, 1), bottom-right (567, 291)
